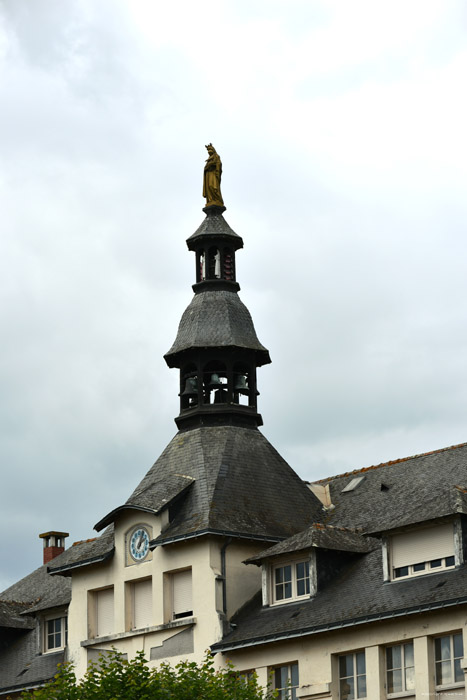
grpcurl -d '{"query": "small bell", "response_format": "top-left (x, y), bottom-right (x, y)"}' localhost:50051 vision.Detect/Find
top-left (182, 377), bottom-right (198, 397)
top-left (208, 373), bottom-right (223, 388)
top-left (234, 374), bottom-right (249, 395)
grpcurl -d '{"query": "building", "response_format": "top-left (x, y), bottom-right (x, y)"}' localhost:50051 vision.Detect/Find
top-left (1, 158), bottom-right (467, 699)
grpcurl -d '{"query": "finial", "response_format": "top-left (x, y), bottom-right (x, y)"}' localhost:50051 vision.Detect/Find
top-left (203, 144), bottom-right (225, 209)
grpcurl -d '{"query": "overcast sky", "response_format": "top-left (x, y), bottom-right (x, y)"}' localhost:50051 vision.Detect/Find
top-left (1, 0), bottom-right (466, 590)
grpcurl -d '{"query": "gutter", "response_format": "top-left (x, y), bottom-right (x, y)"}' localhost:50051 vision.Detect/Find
top-left (48, 548), bottom-right (115, 575)
top-left (151, 528), bottom-right (282, 548)
top-left (211, 596), bottom-right (467, 653)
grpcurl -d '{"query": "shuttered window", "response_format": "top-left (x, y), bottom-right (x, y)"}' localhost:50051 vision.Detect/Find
top-left (172, 569), bottom-right (192, 619)
top-left (391, 524), bottom-right (454, 569)
top-left (96, 588), bottom-right (114, 637)
top-left (132, 578), bottom-right (152, 630)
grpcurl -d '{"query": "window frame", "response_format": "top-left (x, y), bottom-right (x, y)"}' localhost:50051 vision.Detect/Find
top-left (163, 567), bottom-right (193, 623)
top-left (269, 662), bottom-right (299, 700)
top-left (386, 641), bottom-right (415, 696)
top-left (338, 651), bottom-right (366, 700)
top-left (127, 577), bottom-right (153, 631)
top-left (43, 614), bottom-right (67, 653)
top-left (88, 586), bottom-right (114, 639)
top-left (393, 555), bottom-right (455, 580)
top-left (271, 559), bottom-right (311, 605)
top-left (434, 632), bottom-right (464, 689)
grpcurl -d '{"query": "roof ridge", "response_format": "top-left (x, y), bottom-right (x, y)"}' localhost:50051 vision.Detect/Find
top-left (313, 441), bottom-right (467, 484)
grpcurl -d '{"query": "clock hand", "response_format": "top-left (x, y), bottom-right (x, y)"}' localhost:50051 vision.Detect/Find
top-left (137, 532), bottom-right (144, 549)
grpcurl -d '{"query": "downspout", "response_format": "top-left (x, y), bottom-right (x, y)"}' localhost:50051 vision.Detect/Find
top-left (220, 537), bottom-right (233, 615)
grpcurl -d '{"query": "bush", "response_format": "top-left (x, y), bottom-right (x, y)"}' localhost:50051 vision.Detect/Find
top-left (21, 650), bottom-right (275, 700)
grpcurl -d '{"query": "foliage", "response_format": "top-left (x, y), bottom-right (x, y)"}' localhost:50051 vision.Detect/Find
top-left (21, 650), bottom-right (275, 700)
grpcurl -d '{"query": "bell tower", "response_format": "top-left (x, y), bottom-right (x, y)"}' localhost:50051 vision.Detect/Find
top-left (164, 147), bottom-right (271, 431)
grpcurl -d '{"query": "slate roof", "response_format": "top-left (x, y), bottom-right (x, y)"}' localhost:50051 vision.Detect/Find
top-left (211, 441), bottom-right (467, 652)
top-left (164, 290), bottom-right (271, 367)
top-left (212, 546), bottom-right (467, 652)
top-left (313, 442), bottom-right (467, 534)
top-left (0, 638), bottom-right (64, 697)
top-left (62, 427), bottom-right (322, 574)
top-left (0, 600), bottom-right (34, 630)
top-left (187, 211), bottom-right (243, 245)
top-left (1, 557), bottom-right (71, 613)
top-left (0, 555), bottom-right (71, 695)
top-left (245, 523), bottom-right (377, 564)
top-left (48, 526), bottom-right (115, 576)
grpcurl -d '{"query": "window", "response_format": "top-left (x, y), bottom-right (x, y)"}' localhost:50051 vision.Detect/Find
top-left (171, 569), bottom-right (192, 619)
top-left (44, 616), bottom-right (67, 652)
top-left (339, 652), bottom-right (366, 700)
top-left (164, 568), bottom-right (193, 622)
top-left (391, 523), bottom-right (455, 580)
top-left (129, 578), bottom-right (152, 630)
top-left (273, 561), bottom-right (310, 603)
top-left (89, 587), bottom-right (114, 638)
top-left (271, 662), bottom-right (299, 700)
top-left (386, 642), bottom-right (414, 694)
top-left (435, 633), bottom-right (464, 686)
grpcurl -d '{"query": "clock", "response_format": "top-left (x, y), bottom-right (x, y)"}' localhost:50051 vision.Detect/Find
top-left (129, 526), bottom-right (150, 562)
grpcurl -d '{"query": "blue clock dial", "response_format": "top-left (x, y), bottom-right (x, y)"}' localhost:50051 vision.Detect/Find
top-left (129, 527), bottom-right (150, 562)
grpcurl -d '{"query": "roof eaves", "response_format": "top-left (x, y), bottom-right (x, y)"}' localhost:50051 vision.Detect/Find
top-left (94, 505), bottom-right (156, 532)
top-left (313, 441), bottom-right (467, 485)
top-left (48, 548), bottom-right (115, 575)
top-left (211, 596), bottom-right (467, 653)
top-left (151, 528), bottom-right (283, 548)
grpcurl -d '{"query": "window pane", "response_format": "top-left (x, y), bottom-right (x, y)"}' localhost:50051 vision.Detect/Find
top-left (356, 674), bottom-right (366, 698)
top-left (445, 555), bottom-right (455, 566)
top-left (405, 665), bottom-right (415, 690)
top-left (404, 642), bottom-right (414, 668)
top-left (356, 652), bottom-right (365, 675)
top-left (413, 562), bottom-right (425, 571)
top-left (435, 636), bottom-right (451, 661)
top-left (387, 645), bottom-right (401, 670)
top-left (394, 566), bottom-right (408, 577)
top-left (454, 657), bottom-right (463, 682)
top-left (340, 676), bottom-right (354, 700)
top-left (430, 559), bottom-right (442, 568)
top-left (436, 660), bottom-right (452, 685)
top-left (275, 568), bottom-right (284, 584)
top-left (340, 654), bottom-right (353, 677)
top-left (453, 633), bottom-right (463, 659)
top-left (290, 663), bottom-right (298, 687)
top-left (387, 669), bottom-right (402, 693)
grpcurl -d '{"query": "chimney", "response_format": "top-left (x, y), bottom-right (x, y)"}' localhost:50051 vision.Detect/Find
top-left (39, 531), bottom-right (69, 565)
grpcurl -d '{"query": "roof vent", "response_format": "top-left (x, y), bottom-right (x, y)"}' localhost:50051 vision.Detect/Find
top-left (341, 476), bottom-right (365, 493)
top-left (380, 483), bottom-right (390, 492)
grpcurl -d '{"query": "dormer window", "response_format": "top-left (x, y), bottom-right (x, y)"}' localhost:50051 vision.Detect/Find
top-left (43, 614), bottom-right (67, 652)
top-left (390, 522), bottom-right (456, 581)
top-left (273, 561), bottom-right (310, 604)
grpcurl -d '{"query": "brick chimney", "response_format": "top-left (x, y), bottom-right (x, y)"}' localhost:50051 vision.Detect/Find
top-left (39, 531), bottom-right (69, 564)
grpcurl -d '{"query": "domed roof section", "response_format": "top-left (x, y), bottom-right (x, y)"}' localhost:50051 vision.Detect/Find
top-left (187, 211), bottom-right (243, 250)
top-left (165, 290), bottom-right (271, 367)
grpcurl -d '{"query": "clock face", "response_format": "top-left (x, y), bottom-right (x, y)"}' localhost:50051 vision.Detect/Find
top-left (129, 526), bottom-right (150, 562)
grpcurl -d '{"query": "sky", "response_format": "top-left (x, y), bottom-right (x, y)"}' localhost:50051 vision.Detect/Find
top-left (1, 0), bottom-right (466, 590)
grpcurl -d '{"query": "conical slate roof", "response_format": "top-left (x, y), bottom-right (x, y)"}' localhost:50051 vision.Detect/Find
top-left (165, 290), bottom-right (270, 367)
top-left (187, 211), bottom-right (242, 246)
top-left (96, 426), bottom-right (322, 543)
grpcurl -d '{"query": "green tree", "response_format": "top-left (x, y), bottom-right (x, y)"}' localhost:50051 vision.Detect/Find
top-left (21, 651), bottom-right (276, 700)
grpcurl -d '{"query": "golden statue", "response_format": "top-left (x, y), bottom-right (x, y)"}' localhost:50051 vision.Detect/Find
top-left (203, 144), bottom-right (224, 208)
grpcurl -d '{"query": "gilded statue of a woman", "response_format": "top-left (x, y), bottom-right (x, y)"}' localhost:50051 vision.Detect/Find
top-left (203, 144), bottom-right (224, 208)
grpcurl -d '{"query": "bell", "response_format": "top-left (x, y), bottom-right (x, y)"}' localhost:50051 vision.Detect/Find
top-left (182, 377), bottom-right (198, 397)
top-left (234, 374), bottom-right (249, 394)
top-left (208, 373), bottom-right (223, 388)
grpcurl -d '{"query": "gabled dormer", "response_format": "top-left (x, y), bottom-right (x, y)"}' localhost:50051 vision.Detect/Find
top-left (245, 523), bottom-right (377, 607)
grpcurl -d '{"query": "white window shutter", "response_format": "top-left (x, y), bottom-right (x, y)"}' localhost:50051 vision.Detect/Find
top-left (173, 569), bottom-right (192, 617)
top-left (133, 579), bottom-right (152, 629)
top-left (96, 588), bottom-right (114, 637)
top-left (391, 523), bottom-right (454, 568)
